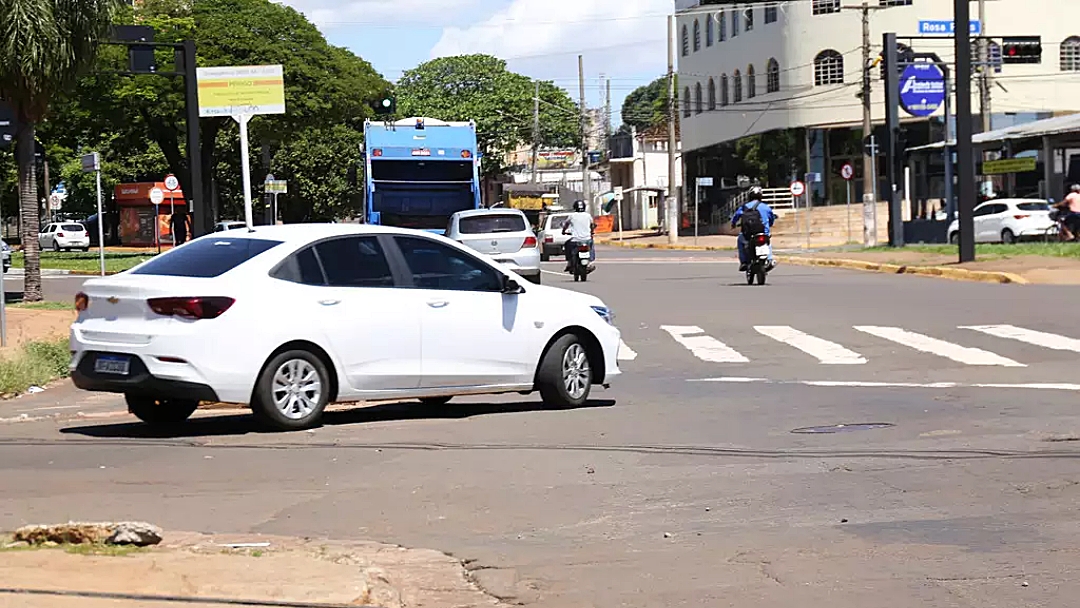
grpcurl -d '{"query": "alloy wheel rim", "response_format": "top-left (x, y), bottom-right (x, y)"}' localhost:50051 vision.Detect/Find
top-left (272, 359), bottom-right (323, 420)
top-left (562, 343), bottom-right (590, 400)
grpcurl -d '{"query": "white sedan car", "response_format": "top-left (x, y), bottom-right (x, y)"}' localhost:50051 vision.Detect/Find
top-left (70, 224), bottom-right (621, 430)
top-left (948, 199), bottom-right (1055, 244)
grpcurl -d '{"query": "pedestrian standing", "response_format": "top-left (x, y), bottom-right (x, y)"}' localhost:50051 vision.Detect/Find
top-left (170, 210), bottom-right (189, 246)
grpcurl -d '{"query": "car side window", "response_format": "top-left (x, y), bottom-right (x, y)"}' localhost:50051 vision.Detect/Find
top-left (394, 236), bottom-right (503, 292)
top-left (973, 206), bottom-right (991, 218)
top-left (271, 246), bottom-right (326, 286)
top-left (313, 236), bottom-right (395, 288)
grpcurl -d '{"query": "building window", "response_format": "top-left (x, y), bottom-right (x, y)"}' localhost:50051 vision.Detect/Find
top-left (747, 65), bottom-right (756, 99)
top-left (813, 0), bottom-right (841, 15)
top-left (681, 25), bottom-right (689, 57)
top-left (719, 10), bottom-right (726, 41)
top-left (732, 8), bottom-right (739, 37)
top-left (707, 77), bottom-right (716, 110)
top-left (814, 49), bottom-right (845, 85)
top-left (878, 0), bottom-right (912, 5)
top-left (744, 8), bottom-right (754, 32)
top-left (706, 16), bottom-right (714, 46)
top-left (765, 6), bottom-right (778, 23)
top-left (1062, 37), bottom-right (1080, 71)
top-left (694, 82), bottom-right (703, 114)
top-left (693, 19), bottom-right (701, 52)
top-left (683, 86), bottom-right (691, 117)
top-left (767, 58), bottom-right (780, 93)
top-left (733, 70), bottom-right (743, 103)
top-left (721, 74), bottom-right (729, 106)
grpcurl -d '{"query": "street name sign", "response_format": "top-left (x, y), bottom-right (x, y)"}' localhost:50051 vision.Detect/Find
top-left (918, 20), bottom-right (981, 35)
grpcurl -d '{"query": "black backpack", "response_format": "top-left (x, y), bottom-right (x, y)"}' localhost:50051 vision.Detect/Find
top-left (740, 201), bottom-right (765, 235)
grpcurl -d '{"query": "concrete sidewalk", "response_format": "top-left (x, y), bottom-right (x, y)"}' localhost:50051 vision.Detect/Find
top-left (0, 531), bottom-right (504, 608)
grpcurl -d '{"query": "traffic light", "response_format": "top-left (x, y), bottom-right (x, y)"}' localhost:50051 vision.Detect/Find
top-left (1002, 37), bottom-right (1042, 64)
top-left (373, 95), bottom-right (395, 116)
top-left (112, 25), bottom-right (157, 73)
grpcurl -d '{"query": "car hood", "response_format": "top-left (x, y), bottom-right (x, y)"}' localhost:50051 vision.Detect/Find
top-left (523, 282), bottom-right (605, 308)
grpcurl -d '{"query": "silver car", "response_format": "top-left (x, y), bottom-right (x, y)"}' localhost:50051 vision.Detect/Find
top-left (540, 212), bottom-right (573, 262)
top-left (446, 208), bottom-right (542, 284)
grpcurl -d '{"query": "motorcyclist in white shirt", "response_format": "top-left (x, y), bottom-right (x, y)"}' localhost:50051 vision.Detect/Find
top-left (562, 200), bottom-right (596, 272)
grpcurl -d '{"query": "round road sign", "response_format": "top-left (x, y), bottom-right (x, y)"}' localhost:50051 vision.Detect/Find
top-left (163, 174), bottom-right (180, 191)
top-left (840, 163), bottom-right (854, 181)
top-left (149, 187), bottom-right (165, 206)
top-left (790, 181), bottom-right (806, 197)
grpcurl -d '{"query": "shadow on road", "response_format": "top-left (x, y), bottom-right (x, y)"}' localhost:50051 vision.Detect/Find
top-left (59, 398), bottom-right (617, 440)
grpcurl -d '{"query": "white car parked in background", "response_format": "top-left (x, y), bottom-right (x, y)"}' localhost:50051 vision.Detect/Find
top-left (39, 222), bottom-right (90, 251)
top-left (70, 224), bottom-right (620, 431)
top-left (445, 208), bottom-right (542, 284)
top-left (948, 199), bottom-right (1055, 244)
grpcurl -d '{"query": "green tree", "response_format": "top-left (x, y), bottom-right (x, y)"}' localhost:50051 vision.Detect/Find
top-left (620, 76), bottom-right (677, 133)
top-left (396, 54), bottom-right (579, 177)
top-left (0, 0), bottom-right (123, 301)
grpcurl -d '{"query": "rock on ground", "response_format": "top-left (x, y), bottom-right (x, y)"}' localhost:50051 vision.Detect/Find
top-left (13, 521), bottom-right (163, 546)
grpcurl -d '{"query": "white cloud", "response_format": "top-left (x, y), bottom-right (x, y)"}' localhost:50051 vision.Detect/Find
top-left (281, 0), bottom-right (481, 29)
top-left (430, 0), bottom-right (669, 81)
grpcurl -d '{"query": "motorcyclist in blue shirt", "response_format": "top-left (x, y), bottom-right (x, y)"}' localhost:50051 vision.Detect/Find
top-left (730, 186), bottom-right (777, 271)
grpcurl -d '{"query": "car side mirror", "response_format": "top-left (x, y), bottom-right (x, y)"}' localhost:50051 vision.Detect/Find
top-left (502, 277), bottom-right (525, 294)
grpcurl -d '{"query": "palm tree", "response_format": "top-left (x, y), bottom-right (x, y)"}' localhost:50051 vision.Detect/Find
top-left (0, 0), bottom-right (122, 301)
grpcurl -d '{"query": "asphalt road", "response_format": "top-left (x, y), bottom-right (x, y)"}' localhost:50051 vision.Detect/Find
top-left (3, 246), bottom-right (1080, 607)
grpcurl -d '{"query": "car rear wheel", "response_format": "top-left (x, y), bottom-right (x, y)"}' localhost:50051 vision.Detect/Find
top-left (1002, 228), bottom-right (1016, 244)
top-left (537, 334), bottom-right (592, 409)
top-left (540, 252), bottom-right (550, 262)
top-left (125, 395), bottom-right (199, 426)
top-left (52, 241), bottom-right (60, 252)
top-left (949, 232), bottom-right (959, 244)
top-left (252, 350), bottom-right (330, 431)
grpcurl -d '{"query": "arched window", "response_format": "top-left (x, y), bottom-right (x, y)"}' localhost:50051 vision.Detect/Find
top-left (721, 74), bottom-right (729, 106)
top-left (706, 16), bottom-right (714, 46)
top-left (731, 9), bottom-right (739, 37)
top-left (681, 25), bottom-right (689, 57)
top-left (719, 10), bottom-right (727, 42)
top-left (747, 65), bottom-right (756, 99)
top-left (1062, 36), bottom-right (1080, 71)
top-left (707, 78), bottom-right (716, 110)
top-left (767, 58), bottom-right (780, 93)
top-left (814, 49), bottom-right (844, 85)
top-left (694, 82), bottom-right (703, 114)
top-left (693, 20), bottom-right (701, 52)
top-left (744, 8), bottom-right (754, 32)
top-left (683, 86), bottom-right (691, 117)
top-left (733, 70), bottom-right (743, 103)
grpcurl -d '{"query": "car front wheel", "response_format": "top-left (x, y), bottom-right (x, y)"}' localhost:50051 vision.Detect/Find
top-left (125, 395), bottom-right (199, 426)
top-left (253, 350), bottom-right (330, 430)
top-left (537, 334), bottom-right (592, 409)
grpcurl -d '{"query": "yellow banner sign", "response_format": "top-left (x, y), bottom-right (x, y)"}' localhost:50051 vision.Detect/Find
top-left (983, 157), bottom-right (1037, 175)
top-left (197, 65), bottom-right (286, 117)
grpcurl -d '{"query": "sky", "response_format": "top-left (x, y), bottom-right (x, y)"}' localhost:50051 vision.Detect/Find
top-left (279, 0), bottom-right (675, 125)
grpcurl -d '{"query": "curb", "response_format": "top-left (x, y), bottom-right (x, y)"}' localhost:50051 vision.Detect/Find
top-left (599, 239), bottom-right (736, 252)
top-left (776, 256), bottom-right (1029, 285)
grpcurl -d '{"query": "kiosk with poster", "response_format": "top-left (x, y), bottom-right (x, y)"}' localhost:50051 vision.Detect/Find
top-left (114, 182), bottom-right (188, 247)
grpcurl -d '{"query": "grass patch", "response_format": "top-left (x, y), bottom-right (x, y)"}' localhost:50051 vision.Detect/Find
top-left (11, 251), bottom-right (153, 273)
top-left (866, 242), bottom-right (1080, 260)
top-left (0, 338), bottom-right (71, 395)
top-left (10, 301), bottom-right (72, 311)
top-left (63, 543), bottom-right (145, 557)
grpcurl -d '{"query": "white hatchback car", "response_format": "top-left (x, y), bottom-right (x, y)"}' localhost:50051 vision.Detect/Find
top-left (39, 222), bottom-right (90, 251)
top-left (540, 213), bottom-right (572, 262)
top-left (446, 209), bottom-right (542, 284)
top-left (70, 224), bottom-right (620, 430)
top-left (947, 199), bottom-right (1055, 244)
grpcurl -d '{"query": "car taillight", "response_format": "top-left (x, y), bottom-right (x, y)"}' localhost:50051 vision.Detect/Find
top-left (754, 234), bottom-right (768, 246)
top-left (522, 236), bottom-right (537, 248)
top-left (544, 235), bottom-right (553, 243)
top-left (148, 297), bottom-right (235, 320)
top-left (56, 232), bottom-right (64, 238)
top-left (1014, 215), bottom-right (1029, 220)
top-left (74, 292), bottom-right (89, 312)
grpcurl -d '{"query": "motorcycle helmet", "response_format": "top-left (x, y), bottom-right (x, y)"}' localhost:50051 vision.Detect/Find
top-left (573, 200), bottom-right (587, 212)
top-left (749, 185), bottom-right (763, 199)
top-left (1071, 184), bottom-right (1080, 193)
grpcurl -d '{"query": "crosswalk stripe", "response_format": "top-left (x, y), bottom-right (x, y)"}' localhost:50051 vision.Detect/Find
top-left (618, 340), bottom-right (638, 361)
top-left (660, 325), bottom-right (749, 363)
top-left (754, 326), bottom-right (867, 364)
top-left (854, 326), bottom-right (1026, 367)
top-left (961, 325), bottom-right (1080, 353)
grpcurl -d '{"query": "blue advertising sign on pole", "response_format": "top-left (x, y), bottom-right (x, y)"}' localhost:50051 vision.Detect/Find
top-left (899, 63), bottom-right (946, 117)
top-left (918, 20), bottom-right (981, 35)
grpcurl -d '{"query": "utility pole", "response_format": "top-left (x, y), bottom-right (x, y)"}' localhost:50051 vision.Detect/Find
top-left (531, 80), bottom-right (540, 183)
top-left (954, 0), bottom-right (976, 263)
top-left (578, 55), bottom-right (592, 214)
top-left (859, 2), bottom-right (878, 246)
top-left (977, 0), bottom-right (993, 196)
top-left (605, 77), bottom-right (612, 143)
top-left (666, 13), bottom-right (679, 244)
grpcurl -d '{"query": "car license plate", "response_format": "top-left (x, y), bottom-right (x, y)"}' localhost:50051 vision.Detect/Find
top-left (578, 251), bottom-right (590, 260)
top-left (94, 354), bottom-right (131, 376)
top-left (755, 245), bottom-right (771, 257)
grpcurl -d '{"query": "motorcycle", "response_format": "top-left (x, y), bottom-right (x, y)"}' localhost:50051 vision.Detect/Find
top-left (744, 233), bottom-right (772, 285)
top-left (568, 241), bottom-right (593, 282)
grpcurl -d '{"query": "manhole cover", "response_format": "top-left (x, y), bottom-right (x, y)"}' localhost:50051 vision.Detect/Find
top-left (791, 423), bottom-right (894, 434)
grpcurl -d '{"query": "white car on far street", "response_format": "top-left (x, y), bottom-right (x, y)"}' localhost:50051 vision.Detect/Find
top-left (70, 224), bottom-right (620, 431)
top-left (445, 208), bottom-right (542, 284)
top-left (540, 212), bottom-right (573, 261)
top-left (39, 222), bottom-right (90, 252)
top-left (948, 199), bottom-right (1055, 244)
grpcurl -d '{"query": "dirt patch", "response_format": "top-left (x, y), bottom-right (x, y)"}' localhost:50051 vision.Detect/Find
top-left (0, 310), bottom-right (75, 359)
top-left (0, 531), bottom-right (506, 608)
top-left (806, 251), bottom-right (1080, 284)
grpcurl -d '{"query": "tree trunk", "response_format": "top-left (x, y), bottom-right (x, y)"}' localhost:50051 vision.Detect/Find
top-left (16, 121), bottom-right (42, 302)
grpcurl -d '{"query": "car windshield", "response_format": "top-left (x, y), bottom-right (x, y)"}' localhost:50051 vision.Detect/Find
top-left (132, 237), bottom-right (281, 278)
top-left (548, 216), bottom-right (570, 230)
top-left (458, 214), bottom-right (527, 234)
top-left (61, 224), bottom-right (84, 231)
top-left (1017, 202), bottom-right (1050, 211)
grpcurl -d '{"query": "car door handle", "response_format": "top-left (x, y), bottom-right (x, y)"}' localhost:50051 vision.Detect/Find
top-left (427, 300), bottom-right (449, 308)
top-left (318, 299), bottom-right (340, 306)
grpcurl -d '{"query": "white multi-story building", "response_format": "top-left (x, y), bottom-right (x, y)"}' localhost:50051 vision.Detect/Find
top-left (677, 0), bottom-right (1080, 206)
